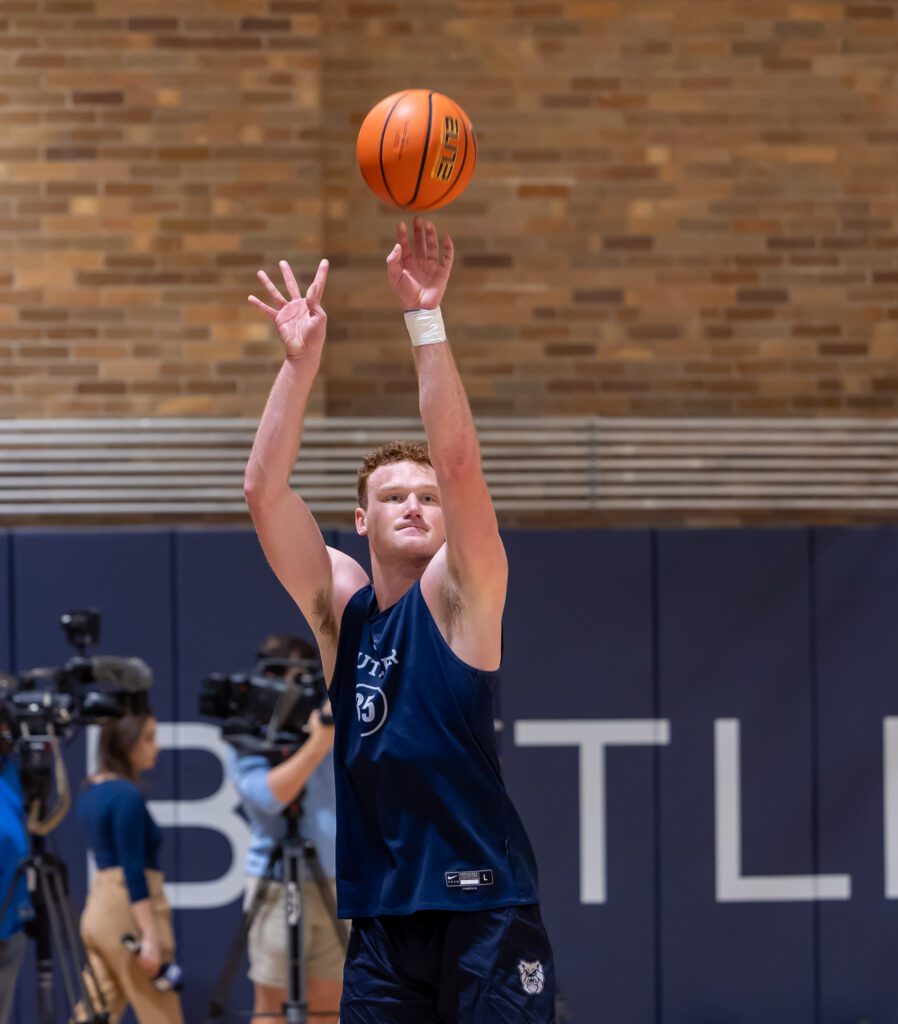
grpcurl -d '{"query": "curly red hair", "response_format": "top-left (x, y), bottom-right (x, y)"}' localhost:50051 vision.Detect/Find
top-left (356, 440), bottom-right (432, 508)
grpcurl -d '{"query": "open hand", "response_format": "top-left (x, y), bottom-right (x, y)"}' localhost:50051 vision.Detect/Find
top-left (386, 217), bottom-right (453, 311)
top-left (306, 708), bottom-right (335, 756)
top-left (248, 258), bottom-right (329, 360)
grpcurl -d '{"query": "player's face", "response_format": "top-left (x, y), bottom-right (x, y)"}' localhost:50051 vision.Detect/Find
top-left (357, 461), bottom-right (444, 561)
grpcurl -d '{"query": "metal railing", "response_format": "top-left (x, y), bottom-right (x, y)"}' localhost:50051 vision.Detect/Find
top-left (1, 416), bottom-right (897, 517)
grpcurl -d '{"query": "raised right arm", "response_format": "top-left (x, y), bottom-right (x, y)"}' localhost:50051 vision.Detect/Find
top-left (243, 258), bottom-right (368, 677)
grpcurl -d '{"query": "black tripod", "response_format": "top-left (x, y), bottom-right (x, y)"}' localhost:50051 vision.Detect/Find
top-left (0, 832), bottom-right (109, 1024)
top-left (207, 797), bottom-right (348, 1023)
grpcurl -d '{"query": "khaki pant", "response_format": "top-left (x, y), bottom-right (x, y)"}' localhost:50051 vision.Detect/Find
top-left (77, 868), bottom-right (183, 1024)
top-left (243, 876), bottom-right (346, 988)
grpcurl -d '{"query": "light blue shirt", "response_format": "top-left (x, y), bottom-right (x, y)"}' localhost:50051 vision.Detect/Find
top-left (227, 746), bottom-right (336, 880)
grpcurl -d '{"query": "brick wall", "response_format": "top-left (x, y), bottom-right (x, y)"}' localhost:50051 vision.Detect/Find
top-left (2, 0), bottom-right (324, 416)
top-left (3, 0), bottom-right (898, 419)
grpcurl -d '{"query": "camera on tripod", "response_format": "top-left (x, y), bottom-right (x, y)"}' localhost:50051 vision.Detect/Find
top-left (198, 653), bottom-right (328, 760)
top-left (1, 608), bottom-right (152, 735)
top-left (0, 608), bottom-right (156, 1024)
top-left (202, 643), bottom-right (344, 1024)
top-left (0, 608), bottom-right (153, 810)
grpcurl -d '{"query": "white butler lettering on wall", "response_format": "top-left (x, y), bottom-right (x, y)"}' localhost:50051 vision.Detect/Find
top-left (515, 717), bottom-right (856, 905)
top-left (514, 719), bottom-right (671, 904)
top-left (881, 717), bottom-right (898, 898)
top-left (714, 719), bottom-right (850, 902)
top-left (89, 715), bottom-right (890, 910)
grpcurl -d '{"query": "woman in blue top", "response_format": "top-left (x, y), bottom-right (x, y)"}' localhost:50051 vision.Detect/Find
top-left (76, 712), bottom-right (183, 1024)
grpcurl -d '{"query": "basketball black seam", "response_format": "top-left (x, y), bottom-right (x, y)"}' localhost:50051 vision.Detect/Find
top-left (378, 92), bottom-right (408, 208)
top-left (406, 91), bottom-right (434, 208)
top-left (419, 114), bottom-right (472, 211)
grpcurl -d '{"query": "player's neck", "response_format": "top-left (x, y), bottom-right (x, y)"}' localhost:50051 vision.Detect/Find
top-left (370, 555), bottom-right (428, 612)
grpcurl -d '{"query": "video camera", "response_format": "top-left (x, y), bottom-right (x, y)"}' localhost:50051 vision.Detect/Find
top-left (0, 609), bottom-right (152, 744)
top-left (0, 608), bottom-right (153, 825)
top-left (198, 653), bottom-right (327, 760)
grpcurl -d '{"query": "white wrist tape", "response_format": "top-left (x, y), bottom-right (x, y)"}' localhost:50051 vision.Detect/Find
top-left (404, 307), bottom-right (446, 347)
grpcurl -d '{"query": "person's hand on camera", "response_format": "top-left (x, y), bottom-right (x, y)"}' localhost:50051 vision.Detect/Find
top-left (306, 706), bottom-right (335, 756)
top-left (267, 705), bottom-right (335, 804)
top-left (137, 934), bottom-right (161, 978)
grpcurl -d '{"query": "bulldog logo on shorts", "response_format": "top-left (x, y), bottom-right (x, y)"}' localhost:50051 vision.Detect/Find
top-left (517, 959), bottom-right (545, 996)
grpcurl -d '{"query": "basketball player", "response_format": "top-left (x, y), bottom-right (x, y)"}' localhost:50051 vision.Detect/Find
top-left (244, 216), bottom-right (555, 1023)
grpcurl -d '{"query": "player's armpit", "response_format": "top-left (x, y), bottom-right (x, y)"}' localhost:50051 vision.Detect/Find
top-left (421, 538), bottom-right (506, 672)
top-left (325, 546), bottom-right (371, 636)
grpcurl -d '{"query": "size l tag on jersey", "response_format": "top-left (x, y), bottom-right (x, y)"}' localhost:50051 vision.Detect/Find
top-left (445, 869), bottom-right (494, 889)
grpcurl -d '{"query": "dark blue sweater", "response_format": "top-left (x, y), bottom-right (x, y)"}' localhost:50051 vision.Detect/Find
top-left (76, 779), bottom-right (162, 902)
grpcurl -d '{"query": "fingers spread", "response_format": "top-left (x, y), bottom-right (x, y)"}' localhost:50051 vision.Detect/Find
top-left (441, 234), bottom-right (454, 269)
top-left (279, 260), bottom-right (301, 301)
top-left (305, 258), bottom-right (329, 305)
top-left (386, 247), bottom-right (403, 286)
top-left (247, 295), bottom-right (278, 321)
top-left (396, 222), bottom-right (410, 261)
top-left (256, 269), bottom-right (288, 307)
top-left (413, 216), bottom-right (427, 260)
top-left (425, 220), bottom-right (439, 262)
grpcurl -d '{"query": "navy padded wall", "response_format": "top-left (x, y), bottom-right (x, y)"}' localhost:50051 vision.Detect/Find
top-left (656, 529), bottom-right (817, 1024)
top-left (813, 527), bottom-right (898, 1022)
top-left (4, 525), bottom-right (898, 1021)
top-left (501, 529), bottom-right (658, 1023)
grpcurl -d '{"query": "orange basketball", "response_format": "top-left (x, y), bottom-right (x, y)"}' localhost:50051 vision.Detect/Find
top-left (356, 90), bottom-right (477, 211)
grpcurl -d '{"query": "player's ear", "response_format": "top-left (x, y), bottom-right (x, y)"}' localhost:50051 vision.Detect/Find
top-left (355, 507), bottom-right (367, 537)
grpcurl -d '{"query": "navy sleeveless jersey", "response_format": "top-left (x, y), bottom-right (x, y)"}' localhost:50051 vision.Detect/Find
top-left (328, 581), bottom-right (540, 919)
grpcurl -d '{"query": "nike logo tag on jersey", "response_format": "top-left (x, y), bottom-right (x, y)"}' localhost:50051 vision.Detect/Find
top-left (445, 869), bottom-right (494, 889)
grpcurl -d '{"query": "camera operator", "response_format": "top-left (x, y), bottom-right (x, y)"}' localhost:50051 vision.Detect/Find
top-left (227, 634), bottom-right (340, 1024)
top-left (76, 711), bottom-right (184, 1024)
top-left (0, 729), bottom-right (30, 1024)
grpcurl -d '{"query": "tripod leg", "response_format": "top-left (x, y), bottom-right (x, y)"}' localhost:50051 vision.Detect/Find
top-left (29, 865), bottom-right (58, 1024)
top-left (39, 862), bottom-right (109, 1023)
top-left (0, 933), bottom-right (26, 1024)
top-left (302, 843), bottom-right (348, 951)
top-left (281, 838), bottom-right (307, 1024)
top-left (0, 864), bottom-right (32, 1024)
top-left (48, 864), bottom-right (111, 1021)
top-left (205, 852), bottom-right (281, 1023)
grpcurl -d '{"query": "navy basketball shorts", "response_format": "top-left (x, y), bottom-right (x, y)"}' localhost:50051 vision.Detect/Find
top-left (339, 903), bottom-right (555, 1024)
